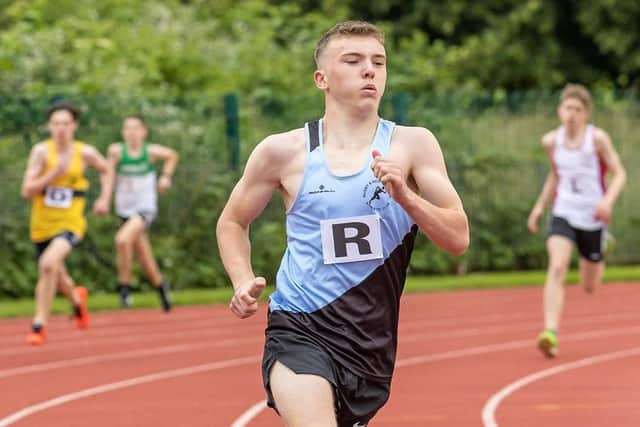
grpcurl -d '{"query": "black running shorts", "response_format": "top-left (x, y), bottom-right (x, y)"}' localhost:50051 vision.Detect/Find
top-left (262, 329), bottom-right (390, 427)
top-left (548, 216), bottom-right (605, 262)
top-left (34, 230), bottom-right (81, 260)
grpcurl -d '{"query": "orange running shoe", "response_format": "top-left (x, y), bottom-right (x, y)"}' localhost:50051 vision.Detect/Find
top-left (27, 327), bottom-right (46, 345)
top-left (74, 286), bottom-right (90, 329)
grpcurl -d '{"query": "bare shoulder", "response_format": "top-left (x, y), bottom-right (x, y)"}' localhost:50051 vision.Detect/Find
top-left (147, 143), bottom-right (171, 152)
top-left (80, 144), bottom-right (108, 167)
top-left (541, 129), bottom-right (557, 148)
top-left (392, 125), bottom-right (440, 152)
top-left (31, 142), bottom-right (48, 156)
top-left (107, 142), bottom-right (122, 154)
top-left (26, 142), bottom-right (48, 165)
top-left (147, 143), bottom-right (177, 159)
top-left (592, 126), bottom-right (613, 147)
top-left (253, 127), bottom-right (305, 164)
top-left (105, 143), bottom-right (122, 163)
top-left (80, 143), bottom-right (100, 157)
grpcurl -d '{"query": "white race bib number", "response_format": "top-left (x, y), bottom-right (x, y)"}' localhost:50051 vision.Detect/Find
top-left (122, 176), bottom-right (141, 192)
top-left (44, 186), bottom-right (73, 208)
top-left (320, 214), bottom-right (383, 264)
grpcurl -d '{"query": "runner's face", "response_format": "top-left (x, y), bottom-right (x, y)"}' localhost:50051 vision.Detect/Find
top-left (316, 36), bottom-right (387, 110)
top-left (558, 98), bottom-right (589, 129)
top-left (122, 118), bottom-right (147, 145)
top-left (47, 110), bottom-right (77, 144)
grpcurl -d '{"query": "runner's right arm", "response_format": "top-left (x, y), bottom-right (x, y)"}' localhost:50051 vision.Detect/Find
top-left (527, 133), bottom-right (558, 233)
top-left (216, 136), bottom-right (285, 318)
top-left (21, 144), bottom-right (69, 199)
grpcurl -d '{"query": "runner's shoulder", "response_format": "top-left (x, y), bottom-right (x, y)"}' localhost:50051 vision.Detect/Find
top-left (256, 127), bottom-right (306, 163)
top-left (541, 129), bottom-right (557, 147)
top-left (591, 126), bottom-right (610, 143)
top-left (393, 125), bottom-right (440, 150)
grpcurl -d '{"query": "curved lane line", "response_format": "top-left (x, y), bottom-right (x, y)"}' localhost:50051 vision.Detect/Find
top-left (481, 346), bottom-right (640, 427)
top-left (0, 356), bottom-right (260, 427)
top-left (230, 325), bottom-right (640, 426)
top-left (230, 400), bottom-right (268, 427)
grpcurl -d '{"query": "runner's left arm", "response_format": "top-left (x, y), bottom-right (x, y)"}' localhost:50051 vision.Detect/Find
top-left (372, 127), bottom-right (469, 256)
top-left (149, 144), bottom-right (179, 192)
top-left (594, 129), bottom-right (626, 222)
top-left (82, 145), bottom-right (112, 215)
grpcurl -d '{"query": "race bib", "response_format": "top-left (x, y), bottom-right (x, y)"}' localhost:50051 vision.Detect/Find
top-left (122, 176), bottom-right (141, 192)
top-left (320, 214), bottom-right (383, 264)
top-left (44, 186), bottom-right (73, 208)
top-left (569, 173), bottom-right (600, 195)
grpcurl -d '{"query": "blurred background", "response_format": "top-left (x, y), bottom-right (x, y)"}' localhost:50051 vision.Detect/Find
top-left (1, 0), bottom-right (638, 298)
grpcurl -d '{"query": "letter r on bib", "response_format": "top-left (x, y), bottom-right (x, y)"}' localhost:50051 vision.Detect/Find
top-left (320, 215), bottom-right (383, 264)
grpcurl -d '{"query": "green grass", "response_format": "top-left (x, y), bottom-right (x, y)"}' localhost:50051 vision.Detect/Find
top-left (404, 265), bottom-right (640, 293)
top-left (2, 265), bottom-right (639, 319)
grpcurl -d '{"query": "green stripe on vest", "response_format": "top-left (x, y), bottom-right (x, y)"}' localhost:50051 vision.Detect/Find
top-left (117, 142), bottom-right (155, 175)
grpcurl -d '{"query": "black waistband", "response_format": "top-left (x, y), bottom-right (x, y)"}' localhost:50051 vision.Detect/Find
top-left (41, 189), bottom-right (86, 197)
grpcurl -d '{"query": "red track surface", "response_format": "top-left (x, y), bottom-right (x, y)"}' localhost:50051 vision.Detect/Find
top-left (1, 282), bottom-right (639, 426)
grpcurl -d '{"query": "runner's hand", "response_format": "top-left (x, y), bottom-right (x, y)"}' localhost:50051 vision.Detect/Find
top-left (158, 175), bottom-right (172, 193)
top-left (371, 150), bottom-right (409, 203)
top-left (527, 206), bottom-right (543, 234)
top-left (52, 152), bottom-right (73, 179)
top-left (594, 200), bottom-right (612, 223)
top-left (230, 277), bottom-right (266, 319)
top-left (92, 197), bottom-right (109, 215)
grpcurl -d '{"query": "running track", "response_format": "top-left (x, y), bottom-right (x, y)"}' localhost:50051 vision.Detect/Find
top-left (1, 282), bottom-right (639, 426)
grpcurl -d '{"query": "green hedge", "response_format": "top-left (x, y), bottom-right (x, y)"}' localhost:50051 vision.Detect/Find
top-left (1, 92), bottom-right (638, 298)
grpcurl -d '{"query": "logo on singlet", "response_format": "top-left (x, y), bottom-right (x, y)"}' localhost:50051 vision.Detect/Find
top-left (363, 179), bottom-right (390, 211)
top-left (308, 184), bottom-right (336, 194)
top-left (320, 214), bottom-right (383, 264)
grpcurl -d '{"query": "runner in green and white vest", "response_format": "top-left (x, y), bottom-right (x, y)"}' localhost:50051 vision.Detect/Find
top-left (107, 115), bottom-right (179, 311)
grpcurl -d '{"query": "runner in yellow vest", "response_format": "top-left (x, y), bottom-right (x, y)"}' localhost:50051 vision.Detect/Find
top-left (21, 102), bottom-right (112, 345)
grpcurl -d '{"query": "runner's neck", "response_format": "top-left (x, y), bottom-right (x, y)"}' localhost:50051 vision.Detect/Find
top-left (322, 110), bottom-right (380, 150)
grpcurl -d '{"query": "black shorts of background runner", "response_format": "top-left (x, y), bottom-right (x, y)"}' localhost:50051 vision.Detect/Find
top-left (548, 216), bottom-right (605, 262)
top-left (34, 230), bottom-right (81, 260)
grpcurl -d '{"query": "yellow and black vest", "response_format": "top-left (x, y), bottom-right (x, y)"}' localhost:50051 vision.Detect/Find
top-left (30, 140), bottom-right (89, 242)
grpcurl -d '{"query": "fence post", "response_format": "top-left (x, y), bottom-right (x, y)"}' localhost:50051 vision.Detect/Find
top-left (224, 93), bottom-right (240, 169)
top-left (392, 92), bottom-right (409, 125)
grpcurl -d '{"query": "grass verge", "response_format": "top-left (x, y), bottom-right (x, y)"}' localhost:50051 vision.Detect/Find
top-left (1, 265), bottom-right (639, 318)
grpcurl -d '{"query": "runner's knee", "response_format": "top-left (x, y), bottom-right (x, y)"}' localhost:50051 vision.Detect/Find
top-left (548, 263), bottom-right (568, 282)
top-left (38, 257), bottom-right (59, 277)
top-left (115, 232), bottom-right (133, 250)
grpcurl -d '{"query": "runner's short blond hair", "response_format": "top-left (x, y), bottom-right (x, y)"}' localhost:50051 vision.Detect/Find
top-left (314, 21), bottom-right (385, 66)
top-left (560, 83), bottom-right (592, 111)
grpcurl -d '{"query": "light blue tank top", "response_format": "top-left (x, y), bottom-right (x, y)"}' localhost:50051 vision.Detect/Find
top-left (270, 118), bottom-right (416, 313)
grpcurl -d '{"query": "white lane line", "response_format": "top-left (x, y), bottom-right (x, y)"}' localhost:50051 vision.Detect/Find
top-left (401, 311), bottom-right (640, 343)
top-left (0, 323), bottom-right (257, 357)
top-left (229, 400), bottom-right (268, 427)
top-left (0, 337), bottom-right (259, 379)
top-left (5, 305), bottom-right (639, 355)
top-left (229, 325), bottom-right (640, 426)
top-left (0, 318), bottom-right (229, 346)
top-left (0, 310), bottom-right (237, 339)
top-left (398, 324), bottom-right (640, 367)
top-left (481, 346), bottom-right (640, 427)
top-left (9, 323), bottom-right (640, 381)
top-left (0, 355), bottom-right (261, 427)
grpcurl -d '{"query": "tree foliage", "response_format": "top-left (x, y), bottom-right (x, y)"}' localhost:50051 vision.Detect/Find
top-left (1, 0), bottom-right (639, 99)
